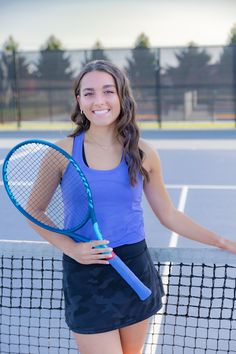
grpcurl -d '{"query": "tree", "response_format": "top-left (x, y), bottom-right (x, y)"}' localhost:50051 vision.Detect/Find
top-left (1, 36), bottom-right (30, 81)
top-left (0, 36), bottom-right (31, 113)
top-left (41, 35), bottom-right (63, 50)
top-left (162, 43), bottom-right (214, 119)
top-left (215, 47), bottom-right (233, 85)
top-left (35, 35), bottom-right (74, 120)
top-left (212, 27), bottom-right (236, 121)
top-left (134, 33), bottom-right (151, 48)
top-left (36, 35), bottom-right (73, 81)
top-left (214, 24), bottom-right (236, 85)
top-left (165, 43), bottom-right (212, 87)
top-left (228, 23), bottom-right (236, 45)
top-left (125, 33), bottom-right (157, 87)
top-left (124, 33), bottom-right (158, 120)
top-left (82, 40), bottom-right (109, 66)
top-left (3, 35), bottom-right (19, 52)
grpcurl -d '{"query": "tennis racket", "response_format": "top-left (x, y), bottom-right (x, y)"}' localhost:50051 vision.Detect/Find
top-left (2, 139), bottom-right (152, 301)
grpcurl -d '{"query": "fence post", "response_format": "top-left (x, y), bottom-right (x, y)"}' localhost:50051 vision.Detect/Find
top-left (13, 50), bottom-right (22, 129)
top-left (156, 48), bottom-right (162, 128)
top-left (0, 53), bottom-right (7, 124)
top-left (233, 45), bottom-right (236, 128)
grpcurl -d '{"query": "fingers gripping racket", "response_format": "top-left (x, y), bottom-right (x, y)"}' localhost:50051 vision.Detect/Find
top-left (2, 140), bottom-right (152, 301)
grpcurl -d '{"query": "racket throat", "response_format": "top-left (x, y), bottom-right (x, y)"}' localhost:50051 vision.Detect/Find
top-left (93, 221), bottom-right (103, 240)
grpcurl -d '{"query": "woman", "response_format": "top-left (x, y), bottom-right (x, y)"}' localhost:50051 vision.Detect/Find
top-left (31, 60), bottom-right (236, 354)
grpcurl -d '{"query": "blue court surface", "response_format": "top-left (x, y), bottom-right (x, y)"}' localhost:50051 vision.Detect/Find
top-left (1, 129), bottom-right (236, 249)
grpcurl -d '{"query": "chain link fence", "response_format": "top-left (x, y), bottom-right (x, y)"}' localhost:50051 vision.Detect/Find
top-left (0, 45), bottom-right (236, 127)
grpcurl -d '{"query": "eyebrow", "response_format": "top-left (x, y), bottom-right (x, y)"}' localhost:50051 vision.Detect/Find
top-left (82, 84), bottom-right (116, 92)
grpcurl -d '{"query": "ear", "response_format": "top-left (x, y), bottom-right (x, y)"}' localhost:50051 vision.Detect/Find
top-left (76, 95), bottom-right (80, 104)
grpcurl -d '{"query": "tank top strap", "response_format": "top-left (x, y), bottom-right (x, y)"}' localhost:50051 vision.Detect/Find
top-left (72, 132), bottom-right (84, 165)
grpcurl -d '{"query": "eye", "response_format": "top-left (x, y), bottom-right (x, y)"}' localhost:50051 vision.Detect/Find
top-left (84, 92), bottom-right (93, 97)
top-left (104, 90), bottom-right (114, 94)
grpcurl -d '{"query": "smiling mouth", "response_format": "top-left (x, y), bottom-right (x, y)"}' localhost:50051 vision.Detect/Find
top-left (92, 109), bottom-right (110, 115)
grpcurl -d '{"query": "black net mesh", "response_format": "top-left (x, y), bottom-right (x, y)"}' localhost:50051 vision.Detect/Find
top-left (1, 244), bottom-right (236, 354)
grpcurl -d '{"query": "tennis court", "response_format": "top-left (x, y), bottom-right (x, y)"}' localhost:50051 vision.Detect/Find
top-left (1, 129), bottom-right (236, 246)
top-left (1, 128), bottom-right (236, 353)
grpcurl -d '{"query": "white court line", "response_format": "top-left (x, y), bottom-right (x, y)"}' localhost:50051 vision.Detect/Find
top-left (0, 143), bottom-right (49, 167)
top-left (145, 182), bottom-right (236, 352)
top-left (0, 149), bottom-right (35, 167)
top-left (169, 185), bottom-right (188, 248)
top-left (166, 184), bottom-right (236, 190)
top-left (1, 180), bottom-right (236, 189)
top-left (148, 139), bottom-right (236, 150)
top-left (1, 181), bottom-right (33, 186)
top-left (0, 239), bottom-right (48, 244)
top-left (145, 180), bottom-right (236, 353)
top-left (145, 185), bottom-right (189, 353)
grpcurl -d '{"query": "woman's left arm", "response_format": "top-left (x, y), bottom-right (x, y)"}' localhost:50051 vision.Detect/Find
top-left (141, 140), bottom-right (236, 254)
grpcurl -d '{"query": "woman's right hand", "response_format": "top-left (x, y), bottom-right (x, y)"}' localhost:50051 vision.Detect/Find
top-left (69, 240), bottom-right (113, 265)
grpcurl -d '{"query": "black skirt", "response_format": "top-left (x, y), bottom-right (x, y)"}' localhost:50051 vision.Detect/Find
top-left (62, 239), bottom-right (164, 334)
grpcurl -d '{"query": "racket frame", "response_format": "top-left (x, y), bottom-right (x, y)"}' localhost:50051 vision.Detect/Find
top-left (2, 139), bottom-right (152, 300)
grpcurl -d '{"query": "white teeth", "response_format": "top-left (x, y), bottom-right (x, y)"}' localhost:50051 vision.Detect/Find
top-left (93, 110), bottom-right (109, 115)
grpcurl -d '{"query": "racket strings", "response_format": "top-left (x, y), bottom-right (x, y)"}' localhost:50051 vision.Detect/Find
top-left (5, 143), bottom-right (89, 232)
top-left (8, 145), bottom-right (52, 205)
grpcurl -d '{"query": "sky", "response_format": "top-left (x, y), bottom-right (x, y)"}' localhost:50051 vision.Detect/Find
top-left (0, 0), bottom-right (236, 51)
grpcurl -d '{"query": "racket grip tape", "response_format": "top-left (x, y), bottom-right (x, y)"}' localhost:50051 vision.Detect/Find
top-left (109, 254), bottom-right (152, 301)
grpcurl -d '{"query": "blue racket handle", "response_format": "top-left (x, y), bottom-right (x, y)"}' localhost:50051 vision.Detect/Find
top-left (109, 254), bottom-right (152, 301)
top-left (93, 222), bottom-right (152, 300)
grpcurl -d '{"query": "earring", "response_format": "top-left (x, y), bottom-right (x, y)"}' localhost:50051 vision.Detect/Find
top-left (80, 109), bottom-right (83, 115)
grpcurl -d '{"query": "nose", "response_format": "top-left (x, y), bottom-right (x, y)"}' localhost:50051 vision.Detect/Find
top-left (93, 93), bottom-right (106, 106)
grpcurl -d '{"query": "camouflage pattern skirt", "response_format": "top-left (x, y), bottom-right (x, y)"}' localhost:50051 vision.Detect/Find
top-left (62, 239), bottom-right (164, 334)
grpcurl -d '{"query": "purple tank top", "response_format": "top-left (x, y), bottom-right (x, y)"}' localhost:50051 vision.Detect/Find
top-left (63, 132), bottom-right (145, 248)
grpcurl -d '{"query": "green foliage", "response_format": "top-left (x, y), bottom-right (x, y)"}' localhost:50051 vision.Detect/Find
top-left (216, 46), bottom-right (234, 84)
top-left (125, 33), bottom-right (157, 86)
top-left (36, 50), bottom-right (73, 81)
top-left (0, 35), bottom-right (31, 100)
top-left (37, 36), bottom-right (73, 81)
top-left (3, 35), bottom-right (19, 52)
top-left (228, 23), bottom-right (236, 45)
top-left (134, 33), bottom-right (151, 48)
top-left (165, 45), bottom-right (212, 86)
top-left (82, 40), bottom-right (109, 66)
top-left (41, 35), bottom-right (63, 51)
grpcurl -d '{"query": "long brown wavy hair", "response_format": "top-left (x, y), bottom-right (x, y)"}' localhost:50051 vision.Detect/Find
top-left (69, 60), bottom-right (149, 186)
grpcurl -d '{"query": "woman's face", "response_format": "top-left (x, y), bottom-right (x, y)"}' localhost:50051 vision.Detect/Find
top-left (77, 70), bottom-right (121, 128)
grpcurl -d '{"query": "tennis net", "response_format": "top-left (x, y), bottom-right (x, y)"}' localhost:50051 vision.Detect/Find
top-left (0, 241), bottom-right (236, 354)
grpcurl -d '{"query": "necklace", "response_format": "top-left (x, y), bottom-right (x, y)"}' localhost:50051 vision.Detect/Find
top-left (85, 133), bottom-right (117, 150)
